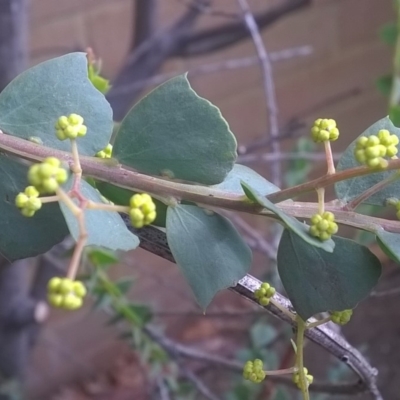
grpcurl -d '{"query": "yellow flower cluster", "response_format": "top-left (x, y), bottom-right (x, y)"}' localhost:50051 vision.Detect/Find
top-left (309, 211), bottom-right (338, 241)
top-left (129, 193), bottom-right (157, 228)
top-left (311, 119), bottom-right (339, 143)
top-left (15, 186), bottom-right (42, 217)
top-left (47, 277), bottom-right (87, 310)
top-left (391, 199), bottom-right (400, 220)
top-left (354, 129), bottom-right (399, 169)
top-left (55, 113), bottom-right (87, 140)
top-left (96, 143), bottom-right (113, 158)
top-left (28, 157), bottom-right (68, 194)
top-left (254, 282), bottom-right (276, 306)
top-left (293, 368), bottom-right (313, 389)
top-left (243, 359), bottom-right (266, 383)
top-left (330, 309), bottom-right (353, 325)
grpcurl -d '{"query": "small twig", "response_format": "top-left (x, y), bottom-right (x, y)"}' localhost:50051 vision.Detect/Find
top-left (156, 377), bottom-right (171, 400)
top-left (70, 139), bottom-right (82, 191)
top-left (38, 195), bottom-right (59, 204)
top-left (225, 212), bottom-right (276, 260)
top-left (295, 316), bottom-right (309, 400)
top-left (345, 170), bottom-right (400, 211)
top-left (155, 309), bottom-right (264, 317)
top-left (177, 0), bottom-right (239, 19)
top-left (317, 188), bottom-right (325, 214)
top-left (324, 141), bottom-right (336, 175)
top-left (370, 286), bottom-right (400, 298)
top-left (178, 360), bottom-right (222, 400)
top-left (65, 213), bottom-right (87, 280)
top-left (307, 316), bottom-right (331, 329)
top-left (238, 151), bottom-right (341, 164)
top-left (237, 0), bottom-right (281, 186)
top-left (174, 0), bottom-right (311, 57)
top-left (86, 200), bottom-right (129, 213)
top-left (145, 325), bottom-right (371, 395)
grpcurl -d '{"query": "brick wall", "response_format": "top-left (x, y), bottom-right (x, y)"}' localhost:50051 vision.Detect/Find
top-left (27, 0), bottom-right (394, 397)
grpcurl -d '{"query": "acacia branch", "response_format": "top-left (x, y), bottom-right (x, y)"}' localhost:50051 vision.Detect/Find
top-left (133, 223), bottom-right (381, 398)
top-left (2, 131), bottom-right (400, 234)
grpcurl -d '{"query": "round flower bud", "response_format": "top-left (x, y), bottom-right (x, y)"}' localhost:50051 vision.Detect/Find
top-left (48, 294), bottom-right (63, 307)
top-left (27, 158), bottom-right (68, 194)
top-left (330, 309), bottom-right (353, 325)
top-left (309, 212), bottom-right (338, 241)
top-left (255, 282), bottom-right (276, 306)
top-left (243, 359), bottom-right (266, 383)
top-left (55, 114), bottom-right (87, 140)
top-left (311, 118), bottom-right (339, 142)
top-left (129, 193), bottom-right (157, 228)
top-left (47, 277), bottom-right (87, 311)
top-left (15, 186), bottom-right (42, 217)
top-left (354, 131), bottom-right (399, 169)
top-left (48, 277), bottom-right (62, 291)
top-left (293, 368), bottom-right (313, 389)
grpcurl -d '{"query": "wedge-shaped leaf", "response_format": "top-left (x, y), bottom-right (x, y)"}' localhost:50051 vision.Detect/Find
top-left (285, 138), bottom-right (316, 187)
top-left (114, 278), bottom-right (134, 295)
top-left (95, 181), bottom-right (167, 227)
top-left (113, 74), bottom-right (237, 185)
top-left (376, 229), bottom-right (400, 263)
top-left (59, 179), bottom-right (139, 251)
top-left (390, 104), bottom-right (400, 127)
top-left (379, 23), bottom-right (397, 46)
top-left (376, 75), bottom-right (393, 97)
top-left (0, 53), bottom-right (113, 156)
top-left (166, 204), bottom-right (252, 309)
top-left (277, 230), bottom-right (381, 320)
top-left (125, 303), bottom-right (153, 326)
top-left (87, 247), bottom-right (119, 266)
top-left (212, 164), bottom-right (279, 195)
top-left (0, 155), bottom-right (68, 261)
top-left (241, 182), bottom-right (334, 252)
top-left (335, 117), bottom-right (400, 206)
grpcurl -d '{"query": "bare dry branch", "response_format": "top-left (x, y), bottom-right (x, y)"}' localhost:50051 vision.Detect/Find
top-left (145, 325), bottom-right (371, 396)
top-left (110, 46), bottom-right (312, 97)
top-left (108, 0), bottom-right (310, 119)
top-left (237, 0), bottom-right (281, 186)
top-left (172, 0), bottom-right (311, 57)
top-left (132, 0), bottom-right (159, 49)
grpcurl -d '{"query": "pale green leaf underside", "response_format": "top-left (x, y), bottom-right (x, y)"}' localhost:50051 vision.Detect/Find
top-left (0, 155), bottom-right (68, 261)
top-left (166, 204), bottom-right (252, 309)
top-left (335, 116), bottom-right (400, 206)
top-left (113, 74), bottom-right (237, 185)
top-left (59, 179), bottom-right (139, 251)
top-left (241, 182), bottom-right (335, 252)
top-left (95, 181), bottom-right (168, 227)
top-left (0, 53), bottom-right (113, 156)
top-left (277, 230), bottom-right (381, 320)
top-left (212, 164), bottom-right (279, 195)
top-left (376, 229), bottom-right (400, 263)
